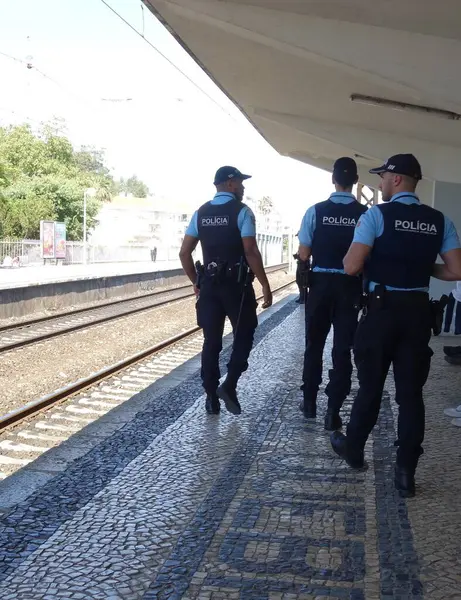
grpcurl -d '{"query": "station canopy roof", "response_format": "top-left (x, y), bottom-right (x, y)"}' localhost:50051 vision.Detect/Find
top-left (144, 1), bottom-right (461, 189)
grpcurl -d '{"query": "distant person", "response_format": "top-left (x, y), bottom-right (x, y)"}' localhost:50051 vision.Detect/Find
top-left (148, 238), bottom-right (157, 262)
top-left (179, 166), bottom-right (272, 415)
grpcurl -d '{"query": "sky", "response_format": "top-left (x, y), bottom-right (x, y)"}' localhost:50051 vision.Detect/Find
top-left (0, 0), bottom-right (333, 228)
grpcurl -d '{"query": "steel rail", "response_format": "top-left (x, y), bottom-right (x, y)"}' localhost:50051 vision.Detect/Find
top-left (0, 280), bottom-right (296, 431)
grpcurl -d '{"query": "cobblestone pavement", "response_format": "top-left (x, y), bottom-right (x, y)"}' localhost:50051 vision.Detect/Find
top-left (0, 302), bottom-right (460, 599)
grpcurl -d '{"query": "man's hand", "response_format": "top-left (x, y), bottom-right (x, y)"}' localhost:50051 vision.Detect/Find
top-left (193, 284), bottom-right (200, 297)
top-left (261, 283), bottom-right (273, 309)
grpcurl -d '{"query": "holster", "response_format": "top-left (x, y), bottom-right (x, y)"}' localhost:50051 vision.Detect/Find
top-left (203, 258), bottom-right (253, 285)
top-left (358, 276), bottom-right (369, 312)
top-left (194, 261), bottom-right (204, 290)
top-left (367, 283), bottom-right (386, 311)
top-left (430, 294), bottom-right (449, 336)
top-left (298, 260), bottom-right (310, 289)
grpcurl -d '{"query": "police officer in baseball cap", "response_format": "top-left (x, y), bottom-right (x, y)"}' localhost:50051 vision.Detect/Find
top-left (331, 153), bottom-right (461, 497)
top-left (179, 166), bottom-right (272, 416)
top-left (297, 157), bottom-right (367, 430)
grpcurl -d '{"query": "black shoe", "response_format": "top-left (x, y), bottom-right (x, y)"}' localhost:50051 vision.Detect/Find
top-left (394, 466), bottom-right (416, 498)
top-left (444, 346), bottom-right (461, 357)
top-left (330, 431), bottom-right (365, 469)
top-left (205, 394), bottom-right (220, 415)
top-left (217, 383), bottom-right (241, 415)
top-left (324, 410), bottom-right (342, 431)
top-left (299, 400), bottom-right (316, 419)
top-left (295, 296), bottom-right (301, 303)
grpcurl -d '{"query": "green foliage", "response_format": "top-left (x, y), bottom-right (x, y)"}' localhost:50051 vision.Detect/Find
top-left (0, 123), bottom-right (113, 240)
top-left (0, 123), bottom-right (152, 240)
top-left (115, 174), bottom-right (150, 198)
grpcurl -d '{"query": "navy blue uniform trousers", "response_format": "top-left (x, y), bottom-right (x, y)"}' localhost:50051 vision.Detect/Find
top-left (196, 280), bottom-right (258, 394)
top-left (302, 272), bottom-right (361, 410)
top-left (347, 292), bottom-right (432, 471)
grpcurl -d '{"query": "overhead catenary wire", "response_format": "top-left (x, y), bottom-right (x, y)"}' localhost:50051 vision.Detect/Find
top-left (99, 0), bottom-right (237, 122)
top-left (0, 48), bottom-right (95, 110)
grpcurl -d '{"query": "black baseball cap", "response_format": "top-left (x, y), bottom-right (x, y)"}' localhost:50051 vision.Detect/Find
top-left (213, 165), bottom-right (252, 186)
top-left (333, 157), bottom-right (358, 178)
top-left (369, 154), bottom-right (422, 180)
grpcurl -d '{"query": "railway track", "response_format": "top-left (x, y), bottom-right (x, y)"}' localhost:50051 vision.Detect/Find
top-left (0, 280), bottom-right (296, 480)
top-left (0, 263), bottom-right (288, 354)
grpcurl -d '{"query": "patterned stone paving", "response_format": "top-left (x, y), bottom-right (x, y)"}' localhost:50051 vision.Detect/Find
top-left (0, 301), bottom-right (460, 599)
top-left (387, 338), bottom-right (461, 600)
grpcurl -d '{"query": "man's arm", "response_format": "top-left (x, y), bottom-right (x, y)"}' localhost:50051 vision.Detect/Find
top-left (343, 243), bottom-right (372, 276)
top-left (242, 236), bottom-right (272, 308)
top-left (432, 216), bottom-right (461, 281)
top-left (297, 207), bottom-right (315, 262)
top-left (433, 249), bottom-right (461, 281)
top-left (179, 210), bottom-right (200, 291)
top-left (179, 235), bottom-right (199, 286)
top-left (343, 207), bottom-right (381, 275)
top-left (238, 206), bottom-right (272, 307)
top-left (298, 245), bottom-right (311, 263)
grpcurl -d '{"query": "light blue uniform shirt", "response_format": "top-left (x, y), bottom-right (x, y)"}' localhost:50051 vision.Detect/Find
top-left (186, 192), bottom-right (256, 238)
top-left (298, 192), bottom-right (359, 275)
top-left (353, 192), bottom-right (461, 292)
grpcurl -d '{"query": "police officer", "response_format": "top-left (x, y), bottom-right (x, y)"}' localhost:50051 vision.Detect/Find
top-left (179, 166), bottom-right (273, 416)
top-left (298, 157), bottom-right (367, 430)
top-left (331, 154), bottom-right (461, 497)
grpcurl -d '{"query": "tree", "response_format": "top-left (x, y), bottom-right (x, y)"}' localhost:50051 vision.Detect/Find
top-left (115, 174), bottom-right (150, 198)
top-left (0, 123), bottom-right (114, 240)
top-left (257, 195), bottom-right (273, 215)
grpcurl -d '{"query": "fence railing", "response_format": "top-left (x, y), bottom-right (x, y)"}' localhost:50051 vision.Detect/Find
top-left (0, 240), bottom-right (184, 267)
top-left (0, 234), bottom-right (284, 268)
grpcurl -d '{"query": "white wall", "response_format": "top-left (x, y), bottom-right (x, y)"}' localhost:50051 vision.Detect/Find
top-left (430, 181), bottom-right (461, 299)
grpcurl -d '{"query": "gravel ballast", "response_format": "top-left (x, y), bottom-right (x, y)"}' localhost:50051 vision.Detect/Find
top-left (0, 272), bottom-right (295, 415)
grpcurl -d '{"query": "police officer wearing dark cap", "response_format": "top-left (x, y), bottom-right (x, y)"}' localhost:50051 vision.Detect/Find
top-left (298, 157), bottom-right (367, 430)
top-left (331, 153), bottom-right (461, 497)
top-left (179, 166), bottom-right (273, 416)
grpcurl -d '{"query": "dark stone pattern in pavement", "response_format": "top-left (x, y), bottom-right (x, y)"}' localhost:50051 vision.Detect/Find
top-left (0, 301), bottom-right (297, 584)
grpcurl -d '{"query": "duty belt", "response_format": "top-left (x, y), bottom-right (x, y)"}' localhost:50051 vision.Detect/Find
top-left (202, 259), bottom-right (254, 285)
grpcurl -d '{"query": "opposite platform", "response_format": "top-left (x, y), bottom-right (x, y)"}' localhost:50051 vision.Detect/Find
top-left (0, 300), bottom-right (460, 599)
top-left (0, 261), bottom-right (182, 290)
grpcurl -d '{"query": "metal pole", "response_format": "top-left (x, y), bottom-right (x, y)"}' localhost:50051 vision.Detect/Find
top-left (288, 229), bottom-right (294, 273)
top-left (83, 190), bottom-right (87, 265)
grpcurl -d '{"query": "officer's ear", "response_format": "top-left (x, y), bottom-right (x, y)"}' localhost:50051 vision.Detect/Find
top-left (354, 175), bottom-right (359, 185)
top-left (332, 174), bottom-right (336, 185)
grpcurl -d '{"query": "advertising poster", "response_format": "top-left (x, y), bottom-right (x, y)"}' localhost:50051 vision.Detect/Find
top-left (54, 222), bottom-right (67, 259)
top-left (40, 220), bottom-right (55, 259)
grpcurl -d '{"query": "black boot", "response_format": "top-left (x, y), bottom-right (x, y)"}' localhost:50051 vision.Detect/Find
top-left (324, 409), bottom-right (342, 431)
top-left (444, 345), bottom-right (461, 357)
top-left (217, 381), bottom-right (241, 415)
top-left (330, 431), bottom-right (365, 469)
top-left (299, 399), bottom-right (316, 419)
top-left (205, 393), bottom-right (220, 415)
top-left (394, 466), bottom-right (416, 498)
